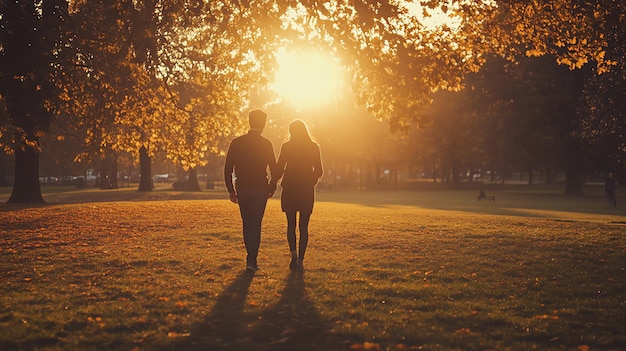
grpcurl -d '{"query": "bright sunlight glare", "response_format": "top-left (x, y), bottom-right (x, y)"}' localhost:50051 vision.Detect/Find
top-left (271, 48), bottom-right (345, 110)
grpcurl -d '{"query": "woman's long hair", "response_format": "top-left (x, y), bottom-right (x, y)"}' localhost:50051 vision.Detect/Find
top-left (288, 119), bottom-right (314, 144)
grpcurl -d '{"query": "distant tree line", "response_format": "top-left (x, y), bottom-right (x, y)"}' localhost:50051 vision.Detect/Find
top-left (409, 54), bottom-right (625, 193)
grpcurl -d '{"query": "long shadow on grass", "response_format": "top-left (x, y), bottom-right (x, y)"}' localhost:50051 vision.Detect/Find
top-left (176, 270), bottom-right (335, 351)
top-left (245, 270), bottom-right (332, 350)
top-left (181, 271), bottom-right (254, 350)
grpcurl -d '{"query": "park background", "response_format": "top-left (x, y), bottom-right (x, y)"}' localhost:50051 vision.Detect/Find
top-left (1, 1), bottom-right (625, 350)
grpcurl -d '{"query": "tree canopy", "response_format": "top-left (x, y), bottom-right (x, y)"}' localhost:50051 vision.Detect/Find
top-left (1, 0), bottom-right (624, 202)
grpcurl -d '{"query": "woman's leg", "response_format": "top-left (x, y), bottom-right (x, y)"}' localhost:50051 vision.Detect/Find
top-left (298, 211), bottom-right (311, 260)
top-left (286, 211), bottom-right (298, 268)
top-left (286, 211), bottom-right (297, 251)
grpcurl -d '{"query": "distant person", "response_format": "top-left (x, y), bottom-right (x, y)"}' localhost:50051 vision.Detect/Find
top-left (224, 109), bottom-right (278, 273)
top-left (272, 120), bottom-right (323, 270)
top-left (605, 171), bottom-right (617, 208)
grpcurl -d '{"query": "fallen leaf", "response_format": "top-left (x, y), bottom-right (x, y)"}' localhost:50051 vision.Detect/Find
top-left (533, 315), bottom-right (559, 320)
top-left (167, 331), bottom-right (190, 338)
top-left (454, 328), bottom-right (472, 336)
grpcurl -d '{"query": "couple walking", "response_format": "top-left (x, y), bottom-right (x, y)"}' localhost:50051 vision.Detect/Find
top-left (223, 109), bottom-right (323, 273)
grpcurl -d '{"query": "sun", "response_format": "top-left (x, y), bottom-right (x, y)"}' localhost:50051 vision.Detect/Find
top-left (271, 47), bottom-right (345, 109)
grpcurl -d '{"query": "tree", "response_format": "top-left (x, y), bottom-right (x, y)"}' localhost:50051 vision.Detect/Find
top-left (411, 1), bottom-right (623, 193)
top-left (579, 65), bottom-right (626, 182)
top-left (413, 90), bottom-right (483, 184)
top-left (464, 56), bottom-right (586, 188)
top-left (0, 1), bottom-right (69, 202)
top-left (69, 1), bottom-right (288, 192)
top-left (577, 3), bottom-right (626, 183)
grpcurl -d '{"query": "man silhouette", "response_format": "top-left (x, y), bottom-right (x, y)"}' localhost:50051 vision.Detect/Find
top-left (224, 109), bottom-right (277, 273)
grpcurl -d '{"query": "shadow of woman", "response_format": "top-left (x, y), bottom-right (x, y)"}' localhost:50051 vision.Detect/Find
top-left (246, 271), bottom-right (333, 351)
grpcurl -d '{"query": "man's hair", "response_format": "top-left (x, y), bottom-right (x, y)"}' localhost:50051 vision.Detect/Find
top-left (248, 109), bottom-right (267, 129)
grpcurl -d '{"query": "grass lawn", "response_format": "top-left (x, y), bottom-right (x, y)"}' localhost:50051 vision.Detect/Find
top-left (0, 184), bottom-right (624, 350)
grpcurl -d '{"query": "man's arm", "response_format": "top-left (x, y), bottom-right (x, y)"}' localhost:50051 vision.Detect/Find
top-left (269, 143), bottom-right (285, 191)
top-left (223, 141), bottom-right (237, 203)
top-left (266, 140), bottom-right (278, 197)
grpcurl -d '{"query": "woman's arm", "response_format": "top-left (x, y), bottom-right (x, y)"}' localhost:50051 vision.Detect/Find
top-left (312, 144), bottom-right (323, 183)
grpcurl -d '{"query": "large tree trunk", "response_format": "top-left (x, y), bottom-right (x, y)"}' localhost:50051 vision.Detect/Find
top-left (0, 154), bottom-right (10, 187)
top-left (185, 168), bottom-right (202, 192)
top-left (138, 146), bottom-right (153, 192)
top-left (7, 146), bottom-right (44, 203)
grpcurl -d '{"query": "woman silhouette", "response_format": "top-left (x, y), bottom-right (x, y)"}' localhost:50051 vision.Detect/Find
top-left (272, 120), bottom-right (323, 270)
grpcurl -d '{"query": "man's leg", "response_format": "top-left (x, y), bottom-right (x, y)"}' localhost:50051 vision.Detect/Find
top-left (238, 189), bottom-right (268, 269)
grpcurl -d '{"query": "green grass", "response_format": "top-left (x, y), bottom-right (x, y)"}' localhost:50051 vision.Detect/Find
top-left (0, 185), bottom-right (624, 350)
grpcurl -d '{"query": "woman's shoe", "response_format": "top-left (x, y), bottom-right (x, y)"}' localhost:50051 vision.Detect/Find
top-left (289, 251), bottom-right (298, 269)
top-left (297, 258), bottom-right (304, 270)
top-left (289, 257), bottom-right (298, 269)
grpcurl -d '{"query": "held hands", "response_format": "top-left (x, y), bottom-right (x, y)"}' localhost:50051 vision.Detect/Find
top-left (230, 185), bottom-right (275, 203)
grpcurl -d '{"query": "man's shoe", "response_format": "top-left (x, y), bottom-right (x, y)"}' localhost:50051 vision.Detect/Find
top-left (246, 264), bottom-right (258, 273)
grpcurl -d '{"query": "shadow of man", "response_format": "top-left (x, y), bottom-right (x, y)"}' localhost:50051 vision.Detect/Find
top-left (173, 270), bottom-right (333, 351)
top-left (246, 271), bottom-right (332, 351)
top-left (184, 271), bottom-right (255, 350)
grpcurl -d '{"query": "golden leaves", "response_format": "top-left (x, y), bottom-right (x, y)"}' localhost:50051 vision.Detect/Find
top-left (556, 55), bottom-right (588, 69)
top-left (525, 48), bottom-right (544, 57)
